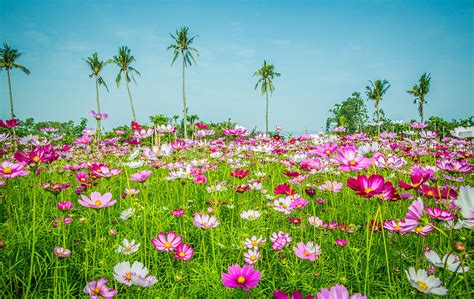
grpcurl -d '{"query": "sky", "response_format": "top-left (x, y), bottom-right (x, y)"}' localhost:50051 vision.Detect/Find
top-left (0, 0), bottom-right (473, 132)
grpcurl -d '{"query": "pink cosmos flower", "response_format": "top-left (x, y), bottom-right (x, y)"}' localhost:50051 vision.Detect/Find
top-left (57, 201), bottom-right (73, 211)
top-left (347, 174), bottom-right (385, 198)
top-left (271, 231), bottom-right (292, 251)
top-left (172, 209), bottom-right (185, 217)
top-left (425, 206), bottom-right (457, 221)
top-left (0, 160), bottom-right (29, 178)
top-left (192, 213), bottom-right (219, 229)
top-left (244, 248), bottom-right (261, 265)
top-left (335, 239), bottom-right (348, 247)
top-left (290, 197), bottom-right (307, 209)
top-left (221, 264), bottom-right (261, 290)
top-left (274, 183), bottom-right (296, 195)
top-left (151, 232), bottom-right (182, 252)
top-left (193, 174), bottom-right (207, 184)
top-left (334, 146), bottom-right (372, 172)
top-left (83, 278), bottom-right (118, 299)
top-left (318, 181), bottom-right (343, 193)
top-left (315, 143), bottom-right (338, 158)
top-left (174, 243), bottom-right (194, 261)
top-left (274, 290), bottom-right (314, 299)
top-left (78, 192), bottom-right (116, 209)
top-left (410, 122), bottom-right (428, 129)
top-left (130, 170), bottom-right (152, 182)
top-left (316, 284), bottom-right (367, 299)
top-left (53, 246), bottom-right (71, 258)
top-left (293, 242), bottom-right (321, 261)
top-left (89, 110), bottom-right (109, 120)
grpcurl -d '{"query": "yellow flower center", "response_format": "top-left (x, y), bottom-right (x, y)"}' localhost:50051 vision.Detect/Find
top-left (415, 227), bottom-right (423, 233)
top-left (395, 224), bottom-right (401, 231)
top-left (349, 160), bottom-right (356, 166)
top-left (251, 241), bottom-right (257, 246)
top-left (93, 287), bottom-right (101, 295)
top-left (3, 167), bottom-right (12, 174)
top-left (125, 272), bottom-right (132, 281)
top-left (282, 204), bottom-right (287, 209)
top-left (325, 150), bottom-right (331, 154)
top-left (427, 191), bottom-right (433, 196)
top-left (364, 188), bottom-right (372, 194)
top-left (297, 204), bottom-right (302, 208)
top-left (204, 223), bottom-right (209, 227)
top-left (125, 246), bottom-right (132, 252)
top-left (33, 156), bottom-right (40, 162)
top-left (165, 242), bottom-right (172, 248)
top-left (179, 252), bottom-right (186, 257)
top-left (94, 200), bottom-right (102, 207)
top-left (237, 276), bottom-right (246, 284)
top-left (417, 281), bottom-right (428, 291)
top-left (248, 215), bottom-right (254, 219)
top-left (304, 249), bottom-right (311, 255)
top-left (80, 177), bottom-right (86, 182)
top-left (250, 255), bottom-right (257, 261)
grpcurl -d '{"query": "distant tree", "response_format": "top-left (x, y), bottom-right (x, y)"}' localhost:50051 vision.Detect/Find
top-left (150, 114), bottom-right (169, 126)
top-left (109, 46), bottom-right (140, 121)
top-left (84, 52), bottom-right (108, 113)
top-left (168, 26), bottom-right (199, 139)
top-left (407, 73), bottom-right (431, 123)
top-left (327, 92), bottom-right (369, 133)
top-left (253, 60), bottom-right (281, 134)
top-left (365, 79), bottom-right (390, 136)
top-left (0, 42), bottom-right (30, 141)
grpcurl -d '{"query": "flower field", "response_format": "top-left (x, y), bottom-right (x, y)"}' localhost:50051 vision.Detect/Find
top-left (0, 123), bottom-right (472, 298)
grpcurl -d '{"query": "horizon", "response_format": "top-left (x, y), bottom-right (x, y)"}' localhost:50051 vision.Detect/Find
top-left (0, 0), bottom-right (473, 131)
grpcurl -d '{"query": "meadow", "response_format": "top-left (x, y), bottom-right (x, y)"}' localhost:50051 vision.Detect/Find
top-left (0, 121), bottom-right (472, 298)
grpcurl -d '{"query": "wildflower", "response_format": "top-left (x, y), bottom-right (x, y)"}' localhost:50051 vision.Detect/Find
top-left (425, 206), bottom-right (457, 221)
top-left (271, 231), bottom-right (292, 251)
top-left (293, 242), bottom-right (321, 261)
top-left (130, 274), bottom-right (157, 288)
top-left (424, 249), bottom-right (470, 273)
top-left (113, 261), bottom-right (155, 287)
top-left (335, 239), bottom-right (348, 247)
top-left (289, 217), bottom-right (301, 225)
top-left (308, 216), bottom-right (323, 227)
top-left (454, 186), bottom-right (474, 225)
top-left (0, 160), bottom-right (29, 178)
top-left (172, 209), bottom-right (185, 217)
top-left (272, 197), bottom-right (294, 215)
top-left (316, 284), bottom-right (367, 299)
top-left (130, 170), bottom-right (152, 182)
top-left (76, 171), bottom-right (89, 184)
top-left (83, 278), bottom-right (118, 298)
top-left (274, 183), bottom-right (296, 195)
top-left (334, 146), bottom-right (372, 172)
top-left (290, 197), bottom-right (307, 209)
top-left (193, 174), bottom-right (207, 184)
top-left (240, 210), bottom-right (261, 220)
top-left (274, 290), bottom-right (311, 299)
top-left (244, 236), bottom-right (266, 249)
top-left (405, 267), bottom-right (448, 296)
top-left (120, 208), bottom-right (135, 221)
top-left (89, 110), bottom-right (109, 120)
top-left (221, 264), bottom-right (261, 290)
top-left (347, 174), bottom-right (385, 198)
top-left (78, 192), bottom-right (116, 209)
top-left (116, 239), bottom-right (140, 255)
top-left (53, 247), bottom-right (71, 258)
top-left (57, 201), bottom-right (73, 211)
top-left (125, 188), bottom-right (140, 196)
top-left (174, 243), bottom-right (194, 261)
top-left (151, 232), bottom-right (182, 252)
top-left (318, 181), bottom-right (343, 193)
top-left (244, 248), bottom-right (261, 265)
top-left (230, 169), bottom-right (250, 179)
top-left (192, 214), bottom-right (219, 229)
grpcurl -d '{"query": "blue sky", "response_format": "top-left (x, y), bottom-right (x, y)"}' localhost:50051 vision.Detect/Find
top-left (1, 0), bottom-right (472, 132)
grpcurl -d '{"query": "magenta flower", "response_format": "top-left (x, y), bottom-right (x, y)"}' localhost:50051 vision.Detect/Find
top-left (193, 174), bottom-right (207, 184)
top-left (130, 170), bottom-right (152, 182)
top-left (89, 110), bottom-right (109, 120)
top-left (174, 243), bottom-right (194, 261)
top-left (172, 209), bottom-right (185, 217)
top-left (221, 264), bottom-right (261, 290)
top-left (0, 160), bottom-right (29, 178)
top-left (83, 278), bottom-right (118, 299)
top-left (78, 192), bottom-right (116, 209)
top-left (57, 201), bottom-right (73, 211)
top-left (334, 146), bottom-right (372, 172)
top-left (293, 241), bottom-right (321, 261)
top-left (151, 232), bottom-right (182, 252)
top-left (347, 174), bottom-right (385, 198)
top-left (290, 198), bottom-right (307, 209)
top-left (426, 206), bottom-right (458, 221)
top-left (335, 239), bottom-right (348, 247)
top-left (316, 284), bottom-right (366, 299)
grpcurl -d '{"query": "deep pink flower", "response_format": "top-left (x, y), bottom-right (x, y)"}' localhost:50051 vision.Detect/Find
top-left (193, 174), bottom-right (207, 184)
top-left (57, 201), bottom-right (73, 211)
top-left (334, 146), bottom-right (372, 172)
top-left (274, 290), bottom-right (314, 299)
top-left (335, 239), bottom-right (348, 247)
top-left (230, 169), bottom-right (249, 179)
top-left (172, 209), bottom-right (185, 217)
top-left (0, 160), bottom-right (29, 178)
top-left (174, 243), bottom-right (194, 261)
top-left (347, 174), bottom-right (385, 198)
top-left (426, 206), bottom-right (458, 221)
top-left (151, 232), bottom-right (182, 252)
top-left (0, 118), bottom-right (20, 128)
top-left (274, 183), bottom-right (296, 196)
top-left (83, 278), bottom-right (118, 299)
top-left (221, 264), bottom-right (261, 290)
top-left (290, 198), bottom-right (307, 209)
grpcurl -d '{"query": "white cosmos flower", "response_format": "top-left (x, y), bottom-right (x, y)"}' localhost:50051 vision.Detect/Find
top-left (424, 249), bottom-right (470, 273)
top-left (131, 273), bottom-right (157, 287)
top-left (450, 126), bottom-right (474, 139)
top-left (120, 208), bottom-right (135, 221)
top-left (116, 239), bottom-right (140, 255)
top-left (113, 261), bottom-right (149, 286)
top-left (124, 160), bottom-right (145, 168)
top-left (240, 210), bottom-right (261, 220)
top-left (405, 267), bottom-right (448, 296)
top-left (454, 186), bottom-right (474, 226)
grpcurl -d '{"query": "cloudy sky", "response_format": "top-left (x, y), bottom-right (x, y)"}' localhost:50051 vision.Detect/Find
top-left (1, 0), bottom-right (472, 132)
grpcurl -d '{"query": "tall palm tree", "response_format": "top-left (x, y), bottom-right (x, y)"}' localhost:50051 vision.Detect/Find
top-left (365, 79), bottom-right (390, 136)
top-left (168, 26), bottom-right (199, 139)
top-left (407, 73), bottom-right (431, 123)
top-left (253, 60), bottom-right (280, 134)
top-left (108, 46), bottom-right (140, 121)
top-left (0, 42), bottom-right (30, 141)
top-left (84, 52), bottom-right (108, 113)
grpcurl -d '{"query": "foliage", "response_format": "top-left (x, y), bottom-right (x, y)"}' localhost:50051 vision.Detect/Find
top-left (326, 92), bottom-right (368, 133)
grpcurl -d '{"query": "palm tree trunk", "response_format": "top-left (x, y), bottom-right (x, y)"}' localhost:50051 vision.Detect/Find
top-left (265, 89), bottom-right (269, 134)
top-left (95, 76), bottom-right (101, 142)
top-left (6, 69), bottom-right (17, 143)
top-left (182, 56), bottom-right (188, 139)
top-left (376, 100), bottom-right (380, 136)
top-left (420, 97), bottom-right (424, 123)
top-left (124, 71), bottom-right (137, 122)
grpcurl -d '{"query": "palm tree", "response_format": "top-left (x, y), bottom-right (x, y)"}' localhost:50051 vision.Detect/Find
top-left (0, 42), bottom-right (30, 141)
top-left (84, 52), bottom-right (108, 113)
top-left (108, 46), bottom-right (140, 121)
top-left (168, 26), bottom-right (199, 139)
top-left (407, 73), bottom-right (431, 123)
top-left (253, 60), bottom-right (280, 134)
top-left (365, 79), bottom-right (390, 136)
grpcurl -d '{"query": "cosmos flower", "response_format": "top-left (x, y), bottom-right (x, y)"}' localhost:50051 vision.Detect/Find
top-left (174, 243), bottom-right (194, 261)
top-left (271, 231), bottom-right (292, 251)
top-left (454, 186), bottom-right (474, 225)
top-left (192, 214), bottom-right (219, 229)
top-left (405, 267), bottom-right (448, 296)
top-left (53, 246), bottom-right (71, 258)
top-left (113, 261), bottom-right (152, 287)
top-left (316, 284), bottom-right (367, 299)
top-left (334, 146), bottom-right (372, 172)
top-left (116, 239), bottom-right (140, 255)
top-left (130, 170), bottom-right (152, 182)
top-left (78, 192), bottom-right (116, 209)
top-left (347, 174), bottom-right (385, 198)
top-left (83, 278), bottom-right (118, 298)
top-left (151, 232), bottom-right (182, 252)
top-left (424, 249), bottom-right (470, 273)
top-left (221, 264), bottom-right (261, 290)
top-left (240, 210), bottom-right (261, 220)
top-left (244, 248), bottom-right (261, 265)
top-left (244, 236), bottom-right (266, 249)
top-left (293, 242), bottom-right (321, 261)
top-left (0, 160), bottom-right (29, 178)
top-left (318, 181), bottom-right (343, 193)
